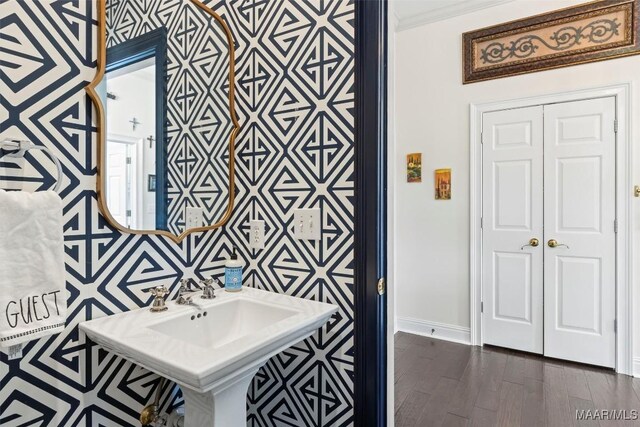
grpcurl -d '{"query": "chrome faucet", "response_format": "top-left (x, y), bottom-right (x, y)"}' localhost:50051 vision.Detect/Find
top-left (200, 277), bottom-right (223, 299)
top-left (176, 278), bottom-right (202, 305)
top-left (200, 278), bottom-right (215, 299)
top-left (146, 285), bottom-right (169, 312)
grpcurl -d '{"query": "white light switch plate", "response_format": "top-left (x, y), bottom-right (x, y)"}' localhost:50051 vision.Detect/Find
top-left (186, 207), bottom-right (203, 228)
top-left (250, 219), bottom-right (265, 249)
top-left (294, 208), bottom-right (321, 241)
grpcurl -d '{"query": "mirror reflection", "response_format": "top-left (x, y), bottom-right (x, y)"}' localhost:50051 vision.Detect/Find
top-left (100, 0), bottom-right (234, 236)
top-left (106, 53), bottom-right (161, 230)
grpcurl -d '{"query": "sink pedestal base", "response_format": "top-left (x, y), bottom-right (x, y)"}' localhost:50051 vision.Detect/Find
top-left (181, 368), bottom-right (260, 427)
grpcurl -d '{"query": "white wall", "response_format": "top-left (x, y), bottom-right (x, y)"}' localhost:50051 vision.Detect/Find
top-left (106, 70), bottom-right (155, 141)
top-left (394, 0), bottom-right (640, 354)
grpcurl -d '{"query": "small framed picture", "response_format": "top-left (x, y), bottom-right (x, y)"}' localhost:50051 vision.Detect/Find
top-left (435, 168), bottom-right (451, 200)
top-left (148, 174), bottom-right (156, 192)
top-left (406, 153), bottom-right (422, 183)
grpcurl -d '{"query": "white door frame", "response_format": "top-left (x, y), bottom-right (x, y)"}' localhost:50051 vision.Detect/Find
top-left (469, 83), bottom-right (632, 375)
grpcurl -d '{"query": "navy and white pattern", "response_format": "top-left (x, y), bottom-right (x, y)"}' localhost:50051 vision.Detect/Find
top-left (0, 0), bottom-right (354, 426)
top-left (107, 0), bottom-right (233, 235)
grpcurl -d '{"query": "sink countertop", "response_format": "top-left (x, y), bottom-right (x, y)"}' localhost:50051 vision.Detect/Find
top-left (79, 287), bottom-right (338, 392)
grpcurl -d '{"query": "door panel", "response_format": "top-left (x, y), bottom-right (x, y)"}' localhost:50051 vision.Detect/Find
top-left (482, 106), bottom-right (544, 354)
top-left (494, 121), bottom-right (534, 148)
top-left (557, 157), bottom-right (602, 232)
top-left (556, 114), bottom-right (603, 143)
top-left (556, 256), bottom-right (601, 334)
top-left (107, 141), bottom-right (128, 226)
top-left (543, 97), bottom-right (616, 368)
top-left (494, 160), bottom-right (532, 229)
top-left (494, 252), bottom-right (532, 323)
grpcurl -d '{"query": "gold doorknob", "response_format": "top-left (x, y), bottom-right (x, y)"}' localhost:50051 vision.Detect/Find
top-left (548, 239), bottom-right (569, 249)
top-left (520, 238), bottom-right (539, 250)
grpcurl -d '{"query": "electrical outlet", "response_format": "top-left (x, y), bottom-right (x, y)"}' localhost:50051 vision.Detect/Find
top-left (185, 207), bottom-right (203, 228)
top-left (293, 208), bottom-right (321, 241)
top-left (250, 219), bottom-right (265, 249)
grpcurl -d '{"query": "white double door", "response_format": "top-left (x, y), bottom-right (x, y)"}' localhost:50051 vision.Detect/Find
top-left (482, 97), bottom-right (616, 368)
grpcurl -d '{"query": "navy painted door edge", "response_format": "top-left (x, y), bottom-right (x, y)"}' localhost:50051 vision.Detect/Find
top-left (354, 1), bottom-right (388, 426)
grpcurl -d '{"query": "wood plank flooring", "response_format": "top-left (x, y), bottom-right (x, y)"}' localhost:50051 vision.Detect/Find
top-left (395, 332), bottom-right (640, 427)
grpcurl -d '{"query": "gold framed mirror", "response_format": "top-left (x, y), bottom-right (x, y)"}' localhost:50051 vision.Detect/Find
top-left (86, 0), bottom-right (239, 243)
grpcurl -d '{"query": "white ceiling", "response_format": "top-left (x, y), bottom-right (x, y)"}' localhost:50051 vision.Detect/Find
top-left (392, 0), bottom-right (515, 31)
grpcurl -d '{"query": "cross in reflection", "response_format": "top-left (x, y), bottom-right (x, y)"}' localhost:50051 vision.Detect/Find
top-left (147, 135), bottom-right (155, 149)
top-left (129, 117), bottom-right (141, 131)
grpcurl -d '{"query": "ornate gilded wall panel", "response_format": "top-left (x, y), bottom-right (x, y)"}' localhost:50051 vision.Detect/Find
top-left (463, 0), bottom-right (640, 83)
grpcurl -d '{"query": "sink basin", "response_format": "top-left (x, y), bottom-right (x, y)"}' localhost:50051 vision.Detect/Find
top-left (148, 298), bottom-right (300, 349)
top-left (79, 287), bottom-right (337, 427)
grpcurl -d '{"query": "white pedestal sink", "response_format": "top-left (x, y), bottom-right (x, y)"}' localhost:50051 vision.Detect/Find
top-left (80, 288), bottom-right (337, 427)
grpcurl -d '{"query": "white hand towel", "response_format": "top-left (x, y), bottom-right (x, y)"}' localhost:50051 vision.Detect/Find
top-left (0, 189), bottom-right (66, 348)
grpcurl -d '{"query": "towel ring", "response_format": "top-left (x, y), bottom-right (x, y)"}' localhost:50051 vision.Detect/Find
top-left (0, 138), bottom-right (63, 193)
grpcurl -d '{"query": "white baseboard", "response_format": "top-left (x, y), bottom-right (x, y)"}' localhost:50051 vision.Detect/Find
top-left (396, 316), bottom-right (471, 345)
top-left (633, 358), bottom-right (640, 378)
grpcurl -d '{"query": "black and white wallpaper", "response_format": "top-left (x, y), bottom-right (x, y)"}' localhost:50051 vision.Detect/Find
top-left (0, 0), bottom-right (354, 426)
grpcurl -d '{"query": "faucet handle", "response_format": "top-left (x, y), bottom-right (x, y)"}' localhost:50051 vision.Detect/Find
top-left (200, 277), bottom-right (214, 286)
top-left (147, 286), bottom-right (169, 312)
top-left (147, 285), bottom-right (168, 297)
top-left (200, 277), bottom-right (216, 299)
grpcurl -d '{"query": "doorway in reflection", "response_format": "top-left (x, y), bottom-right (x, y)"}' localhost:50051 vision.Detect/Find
top-left (106, 61), bottom-right (157, 230)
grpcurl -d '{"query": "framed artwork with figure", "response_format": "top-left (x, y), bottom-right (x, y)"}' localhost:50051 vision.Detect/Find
top-left (406, 153), bottom-right (422, 183)
top-left (435, 168), bottom-right (451, 200)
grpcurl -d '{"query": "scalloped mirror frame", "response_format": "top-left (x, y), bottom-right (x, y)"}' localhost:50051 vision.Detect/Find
top-left (86, 0), bottom-right (240, 243)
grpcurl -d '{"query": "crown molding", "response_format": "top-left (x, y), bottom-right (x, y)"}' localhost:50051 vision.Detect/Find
top-left (395, 0), bottom-right (515, 32)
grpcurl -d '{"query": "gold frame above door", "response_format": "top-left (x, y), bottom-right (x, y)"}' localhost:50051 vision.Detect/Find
top-left (86, 0), bottom-right (239, 243)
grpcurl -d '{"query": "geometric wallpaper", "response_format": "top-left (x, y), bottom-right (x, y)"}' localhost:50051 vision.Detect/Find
top-left (0, 0), bottom-right (354, 426)
top-left (106, 0), bottom-right (233, 235)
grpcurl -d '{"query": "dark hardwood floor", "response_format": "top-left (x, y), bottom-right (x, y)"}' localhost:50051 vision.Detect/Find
top-left (395, 332), bottom-right (640, 427)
